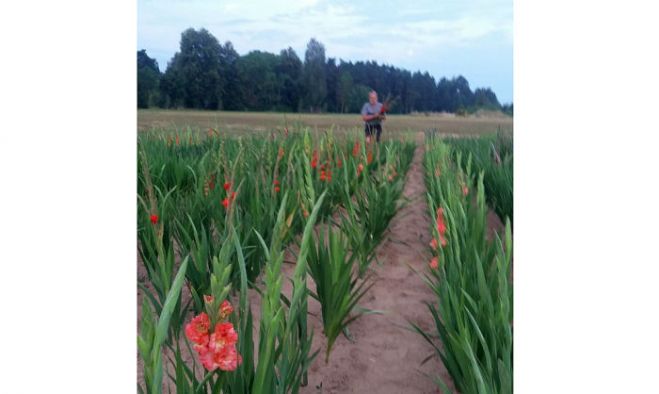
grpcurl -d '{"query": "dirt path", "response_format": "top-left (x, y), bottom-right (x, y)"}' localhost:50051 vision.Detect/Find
top-left (297, 132), bottom-right (455, 394)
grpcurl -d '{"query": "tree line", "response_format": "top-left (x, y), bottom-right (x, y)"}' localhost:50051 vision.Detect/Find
top-left (138, 28), bottom-right (511, 115)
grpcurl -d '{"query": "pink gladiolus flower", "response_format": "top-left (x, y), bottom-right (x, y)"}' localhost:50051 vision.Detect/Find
top-left (429, 257), bottom-right (439, 269)
top-left (215, 345), bottom-right (242, 371)
top-left (185, 313), bottom-right (211, 346)
top-left (209, 322), bottom-right (238, 352)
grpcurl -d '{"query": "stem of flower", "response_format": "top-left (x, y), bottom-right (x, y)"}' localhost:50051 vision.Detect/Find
top-left (196, 371), bottom-right (215, 393)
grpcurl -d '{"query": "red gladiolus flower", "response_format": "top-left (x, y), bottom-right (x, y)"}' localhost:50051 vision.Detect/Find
top-left (352, 141), bottom-right (360, 157)
top-left (150, 214), bottom-right (158, 225)
top-left (219, 300), bottom-right (234, 320)
top-left (429, 257), bottom-right (439, 269)
top-left (337, 158), bottom-right (343, 168)
top-left (273, 179), bottom-right (280, 185)
top-left (222, 198), bottom-right (229, 209)
top-left (224, 182), bottom-right (231, 191)
top-left (176, 134), bottom-right (180, 146)
top-left (462, 185), bottom-right (469, 196)
top-left (185, 312), bottom-right (211, 345)
top-left (311, 150), bottom-right (318, 169)
top-left (274, 186), bottom-right (280, 192)
top-left (204, 295), bottom-right (214, 304)
top-left (429, 238), bottom-right (438, 250)
top-left (209, 322), bottom-right (239, 352)
top-left (320, 170), bottom-right (326, 182)
top-left (367, 150), bottom-right (373, 164)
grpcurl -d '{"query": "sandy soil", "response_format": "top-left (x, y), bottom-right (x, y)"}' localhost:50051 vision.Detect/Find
top-left (137, 131), bottom-right (505, 393)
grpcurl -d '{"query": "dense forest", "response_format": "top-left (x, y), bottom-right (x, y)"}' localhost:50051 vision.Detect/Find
top-left (138, 28), bottom-right (512, 115)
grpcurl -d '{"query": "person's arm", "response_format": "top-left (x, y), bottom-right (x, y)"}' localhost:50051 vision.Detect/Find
top-left (361, 104), bottom-right (378, 122)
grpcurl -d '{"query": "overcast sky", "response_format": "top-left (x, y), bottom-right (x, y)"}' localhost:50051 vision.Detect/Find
top-left (138, 0), bottom-right (513, 103)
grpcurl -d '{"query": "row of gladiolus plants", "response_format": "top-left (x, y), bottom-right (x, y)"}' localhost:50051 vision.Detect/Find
top-left (411, 134), bottom-right (513, 394)
top-left (137, 128), bottom-right (415, 393)
top-left (441, 131), bottom-right (513, 225)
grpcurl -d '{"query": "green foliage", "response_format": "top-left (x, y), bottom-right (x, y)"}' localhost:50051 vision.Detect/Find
top-left (301, 38), bottom-right (327, 112)
top-left (414, 136), bottom-right (513, 394)
top-left (148, 29), bottom-right (503, 114)
top-left (306, 225), bottom-right (375, 362)
top-left (138, 50), bottom-right (161, 108)
top-left (138, 257), bottom-right (189, 394)
top-left (442, 133), bottom-right (514, 224)
top-left (137, 128), bottom-right (418, 392)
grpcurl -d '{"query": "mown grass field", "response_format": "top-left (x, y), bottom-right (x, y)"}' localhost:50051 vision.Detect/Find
top-left (138, 109), bottom-right (513, 136)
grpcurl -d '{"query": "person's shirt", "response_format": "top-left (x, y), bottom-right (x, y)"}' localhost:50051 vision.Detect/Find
top-left (361, 102), bottom-right (383, 126)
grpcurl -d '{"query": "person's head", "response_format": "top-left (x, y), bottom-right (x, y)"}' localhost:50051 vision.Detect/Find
top-left (369, 90), bottom-right (377, 105)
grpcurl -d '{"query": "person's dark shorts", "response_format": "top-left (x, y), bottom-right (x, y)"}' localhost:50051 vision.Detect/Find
top-left (364, 123), bottom-right (382, 142)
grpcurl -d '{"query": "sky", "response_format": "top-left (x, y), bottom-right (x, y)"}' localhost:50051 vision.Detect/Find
top-left (138, 0), bottom-right (513, 103)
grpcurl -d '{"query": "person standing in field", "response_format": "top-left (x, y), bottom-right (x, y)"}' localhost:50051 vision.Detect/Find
top-left (361, 90), bottom-right (385, 143)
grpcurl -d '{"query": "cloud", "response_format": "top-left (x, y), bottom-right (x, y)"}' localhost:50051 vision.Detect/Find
top-left (137, 0), bottom-right (512, 101)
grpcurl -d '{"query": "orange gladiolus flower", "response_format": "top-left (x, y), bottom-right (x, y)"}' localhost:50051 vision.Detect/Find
top-left (367, 150), bottom-right (373, 164)
top-left (436, 207), bottom-right (447, 236)
top-left (352, 141), bottom-right (360, 157)
top-left (219, 300), bottom-right (233, 320)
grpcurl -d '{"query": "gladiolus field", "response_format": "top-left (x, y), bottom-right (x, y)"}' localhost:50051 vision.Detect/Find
top-left (137, 123), bottom-right (513, 394)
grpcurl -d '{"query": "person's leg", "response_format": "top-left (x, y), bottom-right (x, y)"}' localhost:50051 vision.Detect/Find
top-left (365, 124), bottom-right (372, 144)
top-left (376, 124), bottom-right (382, 142)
